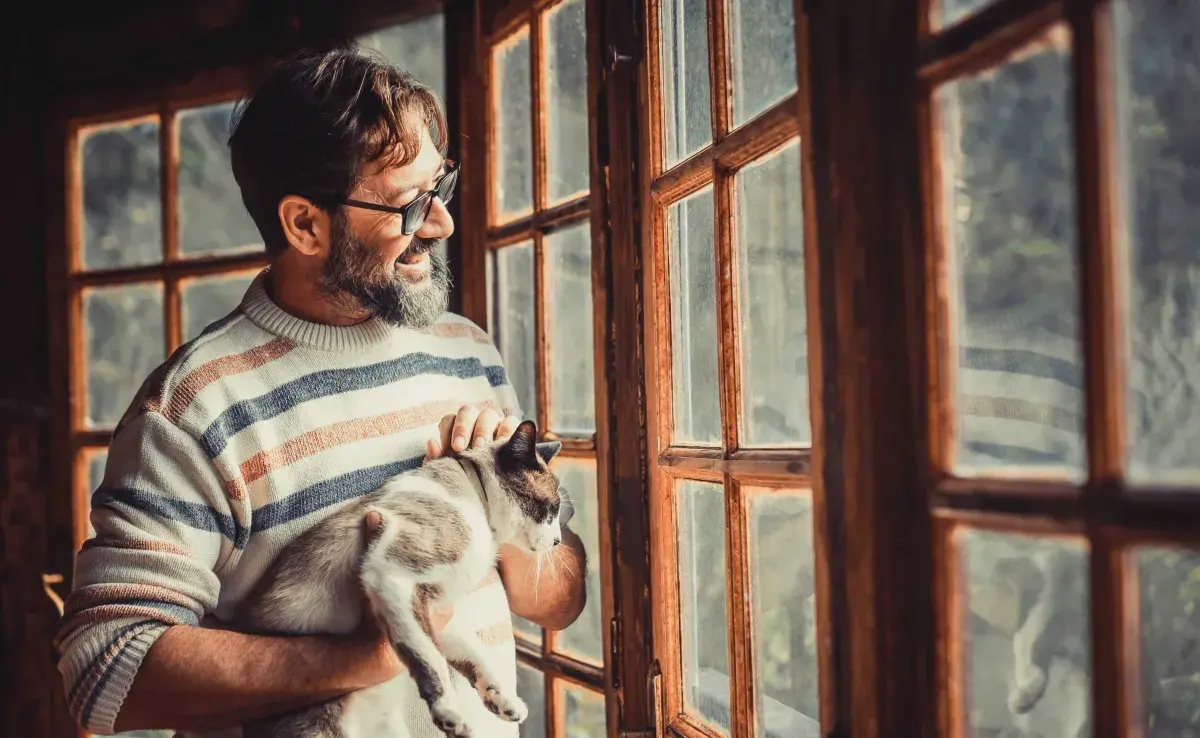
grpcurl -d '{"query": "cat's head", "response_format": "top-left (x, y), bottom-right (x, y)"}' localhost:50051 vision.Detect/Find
top-left (474, 420), bottom-right (563, 555)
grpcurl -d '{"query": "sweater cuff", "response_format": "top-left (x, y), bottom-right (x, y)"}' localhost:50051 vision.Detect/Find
top-left (62, 622), bottom-right (168, 735)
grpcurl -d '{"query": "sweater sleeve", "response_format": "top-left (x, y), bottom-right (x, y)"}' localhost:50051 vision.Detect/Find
top-left (54, 410), bottom-right (237, 735)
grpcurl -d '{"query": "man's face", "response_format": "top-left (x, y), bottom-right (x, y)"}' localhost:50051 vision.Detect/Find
top-left (319, 126), bottom-right (456, 328)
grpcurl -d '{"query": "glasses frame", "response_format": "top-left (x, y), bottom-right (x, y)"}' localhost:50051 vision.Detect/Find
top-left (342, 159), bottom-right (461, 235)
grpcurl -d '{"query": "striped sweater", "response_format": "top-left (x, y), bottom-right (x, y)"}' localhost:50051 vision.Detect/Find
top-left (54, 269), bottom-right (523, 736)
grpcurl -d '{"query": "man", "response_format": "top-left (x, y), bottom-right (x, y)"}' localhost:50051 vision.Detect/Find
top-left (54, 47), bottom-right (587, 736)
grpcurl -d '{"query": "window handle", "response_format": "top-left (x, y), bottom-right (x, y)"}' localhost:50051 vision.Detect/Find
top-left (42, 572), bottom-right (66, 618)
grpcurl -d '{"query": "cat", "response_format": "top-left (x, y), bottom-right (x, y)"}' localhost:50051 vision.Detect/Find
top-left (233, 419), bottom-right (565, 738)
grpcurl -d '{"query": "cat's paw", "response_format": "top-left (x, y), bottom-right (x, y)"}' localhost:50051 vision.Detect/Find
top-left (1008, 666), bottom-right (1048, 714)
top-left (481, 684), bottom-right (528, 723)
top-left (431, 697), bottom-right (472, 737)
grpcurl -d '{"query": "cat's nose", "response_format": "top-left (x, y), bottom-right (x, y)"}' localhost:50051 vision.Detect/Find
top-left (552, 536), bottom-right (561, 547)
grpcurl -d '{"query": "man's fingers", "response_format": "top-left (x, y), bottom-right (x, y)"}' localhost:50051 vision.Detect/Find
top-left (450, 405), bottom-right (481, 453)
top-left (364, 510), bottom-right (384, 538)
top-left (471, 408), bottom-right (502, 448)
top-left (495, 414), bottom-right (522, 443)
top-left (425, 437), bottom-right (443, 461)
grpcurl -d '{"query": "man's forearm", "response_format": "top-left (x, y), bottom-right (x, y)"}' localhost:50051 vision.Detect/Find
top-left (112, 624), bottom-right (396, 733)
top-left (499, 528), bottom-right (588, 631)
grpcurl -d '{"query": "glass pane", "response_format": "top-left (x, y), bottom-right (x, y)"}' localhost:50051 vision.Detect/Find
top-left (668, 189), bottom-right (721, 445)
top-left (1114, 0), bottom-right (1200, 484)
top-left (513, 613), bottom-right (543, 646)
top-left (737, 142), bottom-right (809, 446)
top-left (678, 480), bottom-right (730, 733)
top-left (358, 13), bottom-right (447, 103)
top-left (749, 491), bottom-right (820, 734)
top-left (553, 458), bottom-right (602, 663)
top-left (545, 0), bottom-right (589, 203)
top-left (660, 0), bottom-right (712, 167)
top-left (494, 28), bottom-right (534, 220)
top-left (180, 271), bottom-right (256, 343)
top-left (546, 223), bottom-right (595, 434)
top-left (1136, 547), bottom-right (1200, 736)
top-left (81, 118), bottom-right (162, 270)
top-left (516, 663), bottom-right (546, 738)
top-left (959, 529), bottom-right (1091, 737)
top-left (83, 283), bottom-right (165, 428)
top-left (730, 0), bottom-right (797, 125)
top-left (937, 0), bottom-right (997, 28)
top-left (83, 449), bottom-right (108, 540)
top-left (177, 103), bottom-right (262, 257)
top-left (560, 682), bottom-right (606, 736)
top-left (494, 241), bottom-right (538, 424)
top-left (938, 32), bottom-right (1085, 478)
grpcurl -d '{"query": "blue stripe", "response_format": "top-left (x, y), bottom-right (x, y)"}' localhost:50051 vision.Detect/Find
top-left (81, 620), bottom-right (159, 728)
top-left (92, 487), bottom-right (248, 549)
top-left (199, 352), bottom-right (509, 460)
top-left (963, 440), bottom-right (1068, 464)
top-left (97, 600), bottom-right (200, 626)
top-left (960, 346), bottom-right (1082, 390)
top-left (69, 619), bottom-right (156, 711)
top-left (252, 455), bottom-right (425, 532)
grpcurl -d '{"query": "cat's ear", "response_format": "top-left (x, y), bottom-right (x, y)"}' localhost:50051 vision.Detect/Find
top-left (535, 440), bottom-right (562, 465)
top-left (498, 419), bottom-right (540, 471)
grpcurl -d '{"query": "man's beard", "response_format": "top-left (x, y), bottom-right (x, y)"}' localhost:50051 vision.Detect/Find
top-left (319, 212), bottom-right (451, 329)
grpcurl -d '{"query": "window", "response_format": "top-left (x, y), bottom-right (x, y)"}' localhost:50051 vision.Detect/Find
top-left (483, 0), bottom-right (610, 734)
top-left (66, 100), bottom-right (265, 547)
top-left (640, 0), bottom-right (820, 732)
top-left (921, 1), bottom-right (1200, 736)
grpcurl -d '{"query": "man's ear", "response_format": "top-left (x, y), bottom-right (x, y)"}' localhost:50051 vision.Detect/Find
top-left (278, 196), bottom-right (330, 256)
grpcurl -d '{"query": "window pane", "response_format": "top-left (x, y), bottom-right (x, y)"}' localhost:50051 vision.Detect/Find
top-left (749, 491), bottom-right (821, 734)
top-left (553, 458), bottom-right (602, 663)
top-left (180, 271), bottom-right (256, 343)
top-left (494, 242), bottom-right (538, 423)
top-left (83, 283), bottom-right (164, 428)
top-left (668, 189), bottom-right (721, 445)
top-left (678, 480), bottom-right (730, 733)
top-left (1136, 547), bottom-right (1200, 737)
top-left (546, 223), bottom-right (595, 434)
top-left (358, 13), bottom-right (447, 103)
top-left (1114, 0), bottom-right (1200, 483)
top-left (513, 614), bottom-right (543, 646)
top-left (177, 103), bottom-right (262, 257)
top-left (938, 32), bottom-right (1085, 478)
top-left (516, 663), bottom-right (546, 738)
top-left (81, 119), bottom-right (161, 270)
top-left (83, 449), bottom-right (108, 540)
top-left (936, 0), bottom-right (997, 28)
top-left (737, 142), bottom-right (809, 446)
top-left (545, 0), bottom-right (589, 203)
top-left (494, 28), bottom-right (534, 220)
top-left (959, 529), bottom-right (1091, 737)
top-left (560, 681), bottom-right (606, 736)
top-left (660, 0), bottom-right (712, 167)
top-left (730, 0), bottom-right (797, 126)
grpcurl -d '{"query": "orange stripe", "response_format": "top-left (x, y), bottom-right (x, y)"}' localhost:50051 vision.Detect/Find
top-left (80, 537), bottom-right (191, 557)
top-left (239, 399), bottom-right (497, 485)
top-left (162, 338), bottom-right (295, 423)
top-left (476, 621), bottom-right (514, 646)
top-left (60, 605), bottom-right (192, 634)
top-left (64, 584), bottom-right (197, 617)
top-left (428, 321), bottom-right (491, 344)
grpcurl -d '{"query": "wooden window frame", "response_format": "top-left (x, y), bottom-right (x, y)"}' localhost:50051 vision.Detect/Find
top-left (915, 3), bottom-right (1200, 738)
top-left (635, 0), bottom-right (836, 733)
top-left (461, 0), bottom-right (619, 735)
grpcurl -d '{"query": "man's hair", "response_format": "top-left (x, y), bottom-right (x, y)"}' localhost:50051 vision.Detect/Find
top-left (228, 46), bottom-right (446, 257)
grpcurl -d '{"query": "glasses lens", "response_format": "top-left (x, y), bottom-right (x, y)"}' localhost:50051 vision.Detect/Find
top-left (437, 168), bottom-right (458, 204)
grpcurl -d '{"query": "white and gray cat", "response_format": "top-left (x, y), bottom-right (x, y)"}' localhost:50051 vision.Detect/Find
top-left (233, 420), bottom-right (565, 738)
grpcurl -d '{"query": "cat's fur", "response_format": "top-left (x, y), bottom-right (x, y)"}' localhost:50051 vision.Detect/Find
top-left (233, 420), bottom-right (564, 738)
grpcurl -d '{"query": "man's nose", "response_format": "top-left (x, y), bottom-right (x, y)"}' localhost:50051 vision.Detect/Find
top-left (416, 197), bottom-right (455, 240)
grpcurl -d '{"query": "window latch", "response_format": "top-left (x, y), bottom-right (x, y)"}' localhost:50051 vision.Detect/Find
top-left (607, 45), bottom-right (634, 73)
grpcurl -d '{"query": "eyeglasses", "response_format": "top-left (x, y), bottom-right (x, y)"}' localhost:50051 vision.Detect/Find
top-left (340, 159), bottom-right (460, 235)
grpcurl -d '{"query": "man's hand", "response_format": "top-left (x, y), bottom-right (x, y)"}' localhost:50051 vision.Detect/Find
top-left (426, 404), bottom-right (522, 459)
